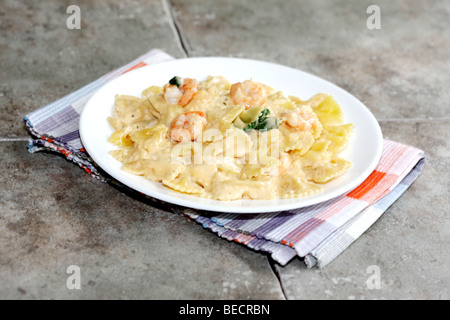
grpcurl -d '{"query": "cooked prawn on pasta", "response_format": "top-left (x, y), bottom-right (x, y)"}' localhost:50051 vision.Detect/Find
top-left (107, 75), bottom-right (353, 200)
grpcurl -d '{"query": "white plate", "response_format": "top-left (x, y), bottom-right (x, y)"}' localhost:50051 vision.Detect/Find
top-left (80, 57), bottom-right (383, 214)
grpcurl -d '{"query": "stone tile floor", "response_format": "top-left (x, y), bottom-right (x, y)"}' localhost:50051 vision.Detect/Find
top-left (0, 0), bottom-right (448, 299)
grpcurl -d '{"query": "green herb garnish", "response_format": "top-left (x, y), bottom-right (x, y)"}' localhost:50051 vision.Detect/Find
top-left (169, 76), bottom-right (183, 87)
top-left (244, 109), bottom-right (279, 132)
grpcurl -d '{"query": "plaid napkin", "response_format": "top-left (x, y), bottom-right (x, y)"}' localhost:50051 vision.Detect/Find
top-left (24, 49), bottom-right (425, 268)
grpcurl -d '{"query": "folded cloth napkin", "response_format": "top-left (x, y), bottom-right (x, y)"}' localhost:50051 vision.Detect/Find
top-left (24, 49), bottom-right (425, 268)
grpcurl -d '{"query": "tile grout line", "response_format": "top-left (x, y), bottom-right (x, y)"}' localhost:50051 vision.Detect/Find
top-left (161, 0), bottom-right (190, 58)
top-left (267, 258), bottom-right (288, 300)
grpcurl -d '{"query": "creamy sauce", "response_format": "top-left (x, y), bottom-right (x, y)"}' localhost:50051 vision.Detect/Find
top-left (108, 76), bottom-right (353, 201)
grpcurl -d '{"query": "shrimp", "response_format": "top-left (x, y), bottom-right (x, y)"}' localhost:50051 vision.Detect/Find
top-left (267, 152), bottom-right (292, 176)
top-left (230, 80), bottom-right (267, 109)
top-left (281, 108), bottom-right (317, 131)
top-left (178, 78), bottom-right (199, 107)
top-left (163, 78), bottom-right (199, 107)
top-left (169, 111), bottom-right (207, 142)
top-left (163, 85), bottom-right (183, 104)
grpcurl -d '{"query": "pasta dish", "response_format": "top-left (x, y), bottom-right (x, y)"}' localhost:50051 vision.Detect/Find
top-left (107, 76), bottom-right (353, 200)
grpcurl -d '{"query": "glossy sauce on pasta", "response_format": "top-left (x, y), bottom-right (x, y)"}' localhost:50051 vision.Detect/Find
top-left (108, 76), bottom-right (353, 201)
